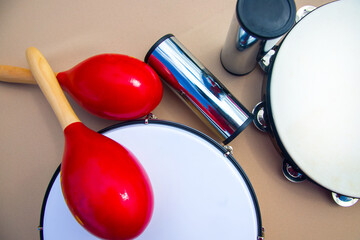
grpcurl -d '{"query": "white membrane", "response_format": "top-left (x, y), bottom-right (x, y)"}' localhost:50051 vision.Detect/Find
top-left (42, 122), bottom-right (259, 239)
top-left (270, 0), bottom-right (360, 197)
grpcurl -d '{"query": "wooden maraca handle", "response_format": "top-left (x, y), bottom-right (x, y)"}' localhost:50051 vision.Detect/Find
top-left (0, 65), bottom-right (60, 84)
top-left (0, 65), bottom-right (36, 84)
top-left (25, 47), bottom-right (80, 130)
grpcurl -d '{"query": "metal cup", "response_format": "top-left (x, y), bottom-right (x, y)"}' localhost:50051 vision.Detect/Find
top-left (145, 34), bottom-right (252, 144)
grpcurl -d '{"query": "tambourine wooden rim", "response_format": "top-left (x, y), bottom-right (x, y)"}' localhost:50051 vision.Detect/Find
top-left (39, 119), bottom-right (263, 239)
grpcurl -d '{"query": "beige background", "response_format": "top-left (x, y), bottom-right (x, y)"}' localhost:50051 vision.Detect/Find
top-left (1, 0), bottom-right (359, 239)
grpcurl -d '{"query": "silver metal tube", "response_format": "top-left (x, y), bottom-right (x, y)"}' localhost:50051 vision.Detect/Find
top-left (220, 0), bottom-right (296, 75)
top-left (145, 34), bottom-right (252, 144)
top-left (220, 13), bottom-right (263, 75)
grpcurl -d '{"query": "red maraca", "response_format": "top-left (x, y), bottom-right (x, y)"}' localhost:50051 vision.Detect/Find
top-left (0, 53), bottom-right (163, 120)
top-left (26, 47), bottom-right (154, 239)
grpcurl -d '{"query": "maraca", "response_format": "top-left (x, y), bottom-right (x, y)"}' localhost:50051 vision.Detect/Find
top-left (26, 47), bottom-right (154, 239)
top-left (0, 53), bottom-right (163, 120)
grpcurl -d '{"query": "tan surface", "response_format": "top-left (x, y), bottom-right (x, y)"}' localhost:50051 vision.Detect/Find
top-left (0, 0), bottom-right (358, 239)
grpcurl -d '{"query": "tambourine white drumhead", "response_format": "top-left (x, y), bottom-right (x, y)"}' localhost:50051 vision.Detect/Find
top-left (269, 0), bottom-right (360, 197)
top-left (40, 120), bottom-right (261, 239)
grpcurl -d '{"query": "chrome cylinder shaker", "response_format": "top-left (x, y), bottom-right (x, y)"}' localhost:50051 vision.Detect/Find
top-left (220, 0), bottom-right (296, 75)
top-left (145, 34), bottom-right (252, 144)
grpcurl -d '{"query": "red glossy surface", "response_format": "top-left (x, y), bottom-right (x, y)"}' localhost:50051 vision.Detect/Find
top-left (56, 54), bottom-right (163, 120)
top-left (61, 122), bottom-right (154, 239)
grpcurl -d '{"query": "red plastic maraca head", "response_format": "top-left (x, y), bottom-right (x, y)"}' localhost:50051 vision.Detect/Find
top-left (26, 46), bottom-right (154, 240)
top-left (56, 54), bottom-right (163, 120)
top-left (61, 122), bottom-right (154, 239)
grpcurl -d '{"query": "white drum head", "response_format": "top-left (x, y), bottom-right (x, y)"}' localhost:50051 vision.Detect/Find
top-left (39, 120), bottom-right (262, 239)
top-left (269, 0), bottom-right (360, 197)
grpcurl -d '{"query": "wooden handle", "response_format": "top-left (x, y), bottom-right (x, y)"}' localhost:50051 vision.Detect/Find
top-left (26, 47), bottom-right (80, 130)
top-left (0, 65), bottom-right (36, 84)
top-left (0, 65), bottom-right (59, 84)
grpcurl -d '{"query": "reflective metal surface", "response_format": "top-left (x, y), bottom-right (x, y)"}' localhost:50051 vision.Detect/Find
top-left (296, 5), bottom-right (316, 22)
top-left (332, 193), bottom-right (359, 207)
top-left (220, 14), bottom-right (262, 75)
top-left (258, 49), bottom-right (277, 74)
top-left (145, 35), bottom-right (252, 144)
top-left (252, 101), bottom-right (268, 132)
top-left (237, 28), bottom-right (259, 50)
top-left (282, 160), bottom-right (306, 183)
top-left (220, 0), bottom-right (295, 75)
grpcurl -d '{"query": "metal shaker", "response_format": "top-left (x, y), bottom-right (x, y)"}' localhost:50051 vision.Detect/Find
top-left (220, 0), bottom-right (296, 75)
top-left (145, 34), bottom-right (252, 144)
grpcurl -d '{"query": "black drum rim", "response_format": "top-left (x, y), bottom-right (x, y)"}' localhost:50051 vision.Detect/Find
top-left (39, 119), bottom-right (263, 239)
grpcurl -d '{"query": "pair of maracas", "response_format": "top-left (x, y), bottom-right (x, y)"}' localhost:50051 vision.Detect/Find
top-left (10, 48), bottom-right (163, 239)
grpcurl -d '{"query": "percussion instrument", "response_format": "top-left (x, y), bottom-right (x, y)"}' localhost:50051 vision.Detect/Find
top-left (252, 0), bottom-right (360, 206)
top-left (0, 53), bottom-right (163, 120)
top-left (27, 47), bottom-right (154, 239)
top-left (39, 120), bottom-right (264, 240)
top-left (145, 34), bottom-right (252, 144)
top-left (221, 0), bottom-right (296, 75)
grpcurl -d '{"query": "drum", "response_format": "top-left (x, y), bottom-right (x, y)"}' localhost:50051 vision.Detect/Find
top-left (39, 120), bottom-right (263, 239)
top-left (253, 0), bottom-right (360, 205)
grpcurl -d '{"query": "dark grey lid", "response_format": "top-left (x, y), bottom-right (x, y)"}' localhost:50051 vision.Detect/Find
top-left (236, 0), bottom-right (296, 39)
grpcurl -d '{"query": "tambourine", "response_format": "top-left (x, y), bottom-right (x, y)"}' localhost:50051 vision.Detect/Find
top-left (251, 0), bottom-right (360, 206)
top-left (39, 119), bottom-right (264, 239)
